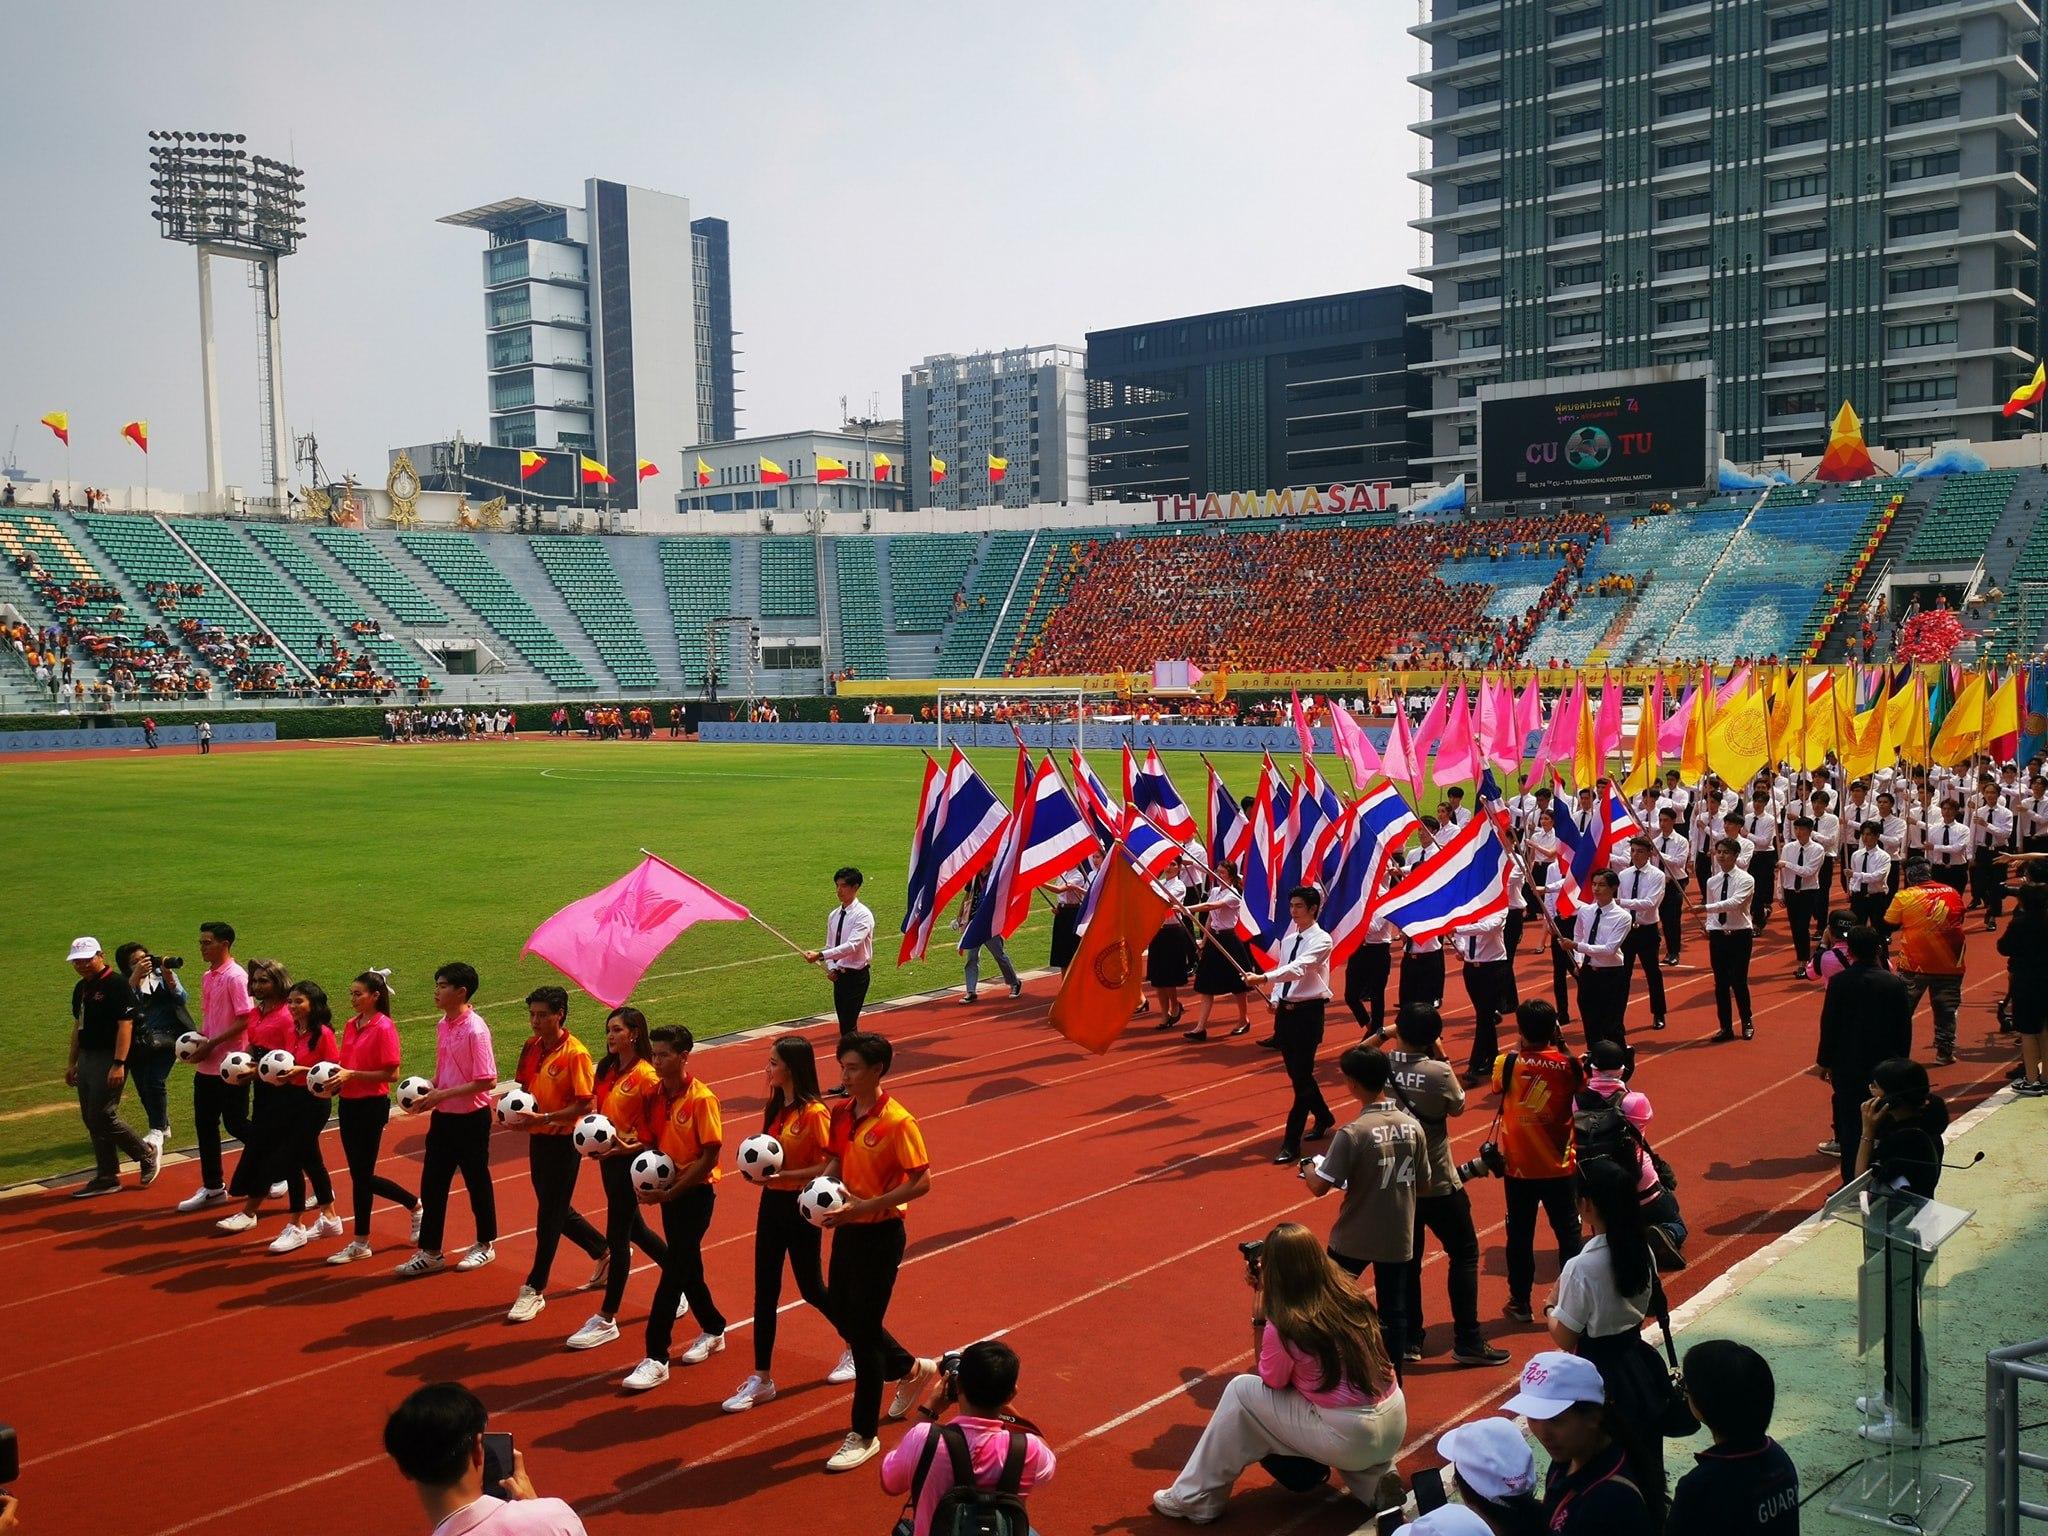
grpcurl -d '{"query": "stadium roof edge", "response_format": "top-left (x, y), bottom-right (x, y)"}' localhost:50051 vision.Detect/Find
top-left (437, 196), bottom-right (571, 231)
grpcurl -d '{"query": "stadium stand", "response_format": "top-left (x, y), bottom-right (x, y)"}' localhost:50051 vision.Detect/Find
top-left (244, 524), bottom-right (434, 688)
top-left (658, 537), bottom-right (734, 688)
top-left (74, 512), bottom-right (286, 692)
top-left (311, 527), bottom-right (451, 627)
top-left (0, 509), bottom-right (142, 680)
top-left (397, 531), bottom-right (597, 690)
top-left (528, 536), bottom-right (659, 690)
top-left (1904, 468), bottom-right (2020, 564)
top-left (833, 539), bottom-right (890, 681)
top-left (997, 534), bottom-right (1089, 676)
top-left (934, 530), bottom-right (1032, 677)
top-left (758, 537), bottom-right (817, 619)
top-left (886, 533), bottom-right (977, 632)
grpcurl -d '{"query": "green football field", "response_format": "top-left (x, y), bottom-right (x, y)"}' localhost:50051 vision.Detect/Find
top-left (0, 739), bottom-right (1229, 1186)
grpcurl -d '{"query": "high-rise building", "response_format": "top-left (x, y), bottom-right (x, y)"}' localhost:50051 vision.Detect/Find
top-left (1410, 0), bottom-right (2047, 477)
top-left (902, 345), bottom-right (1088, 510)
top-left (1085, 289), bottom-right (1430, 502)
top-left (440, 180), bottom-right (737, 506)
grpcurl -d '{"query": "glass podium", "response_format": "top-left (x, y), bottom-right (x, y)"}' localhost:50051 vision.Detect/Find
top-left (1819, 1172), bottom-right (1974, 1534)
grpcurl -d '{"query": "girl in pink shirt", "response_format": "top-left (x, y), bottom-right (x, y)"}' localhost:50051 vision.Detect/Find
top-left (218, 960), bottom-right (298, 1231)
top-left (262, 982), bottom-right (343, 1255)
top-left (328, 969), bottom-right (419, 1265)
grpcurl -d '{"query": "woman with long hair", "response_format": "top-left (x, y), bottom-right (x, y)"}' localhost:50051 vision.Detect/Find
top-left (1184, 858), bottom-right (1254, 1041)
top-left (328, 969), bottom-right (419, 1264)
top-left (216, 958), bottom-right (297, 1233)
top-left (1152, 1223), bottom-right (1406, 1523)
top-left (721, 1033), bottom-right (849, 1412)
top-left (263, 981), bottom-right (343, 1254)
top-left (1505, 1349), bottom-right (1664, 1533)
top-left (563, 1006), bottom-right (672, 1353)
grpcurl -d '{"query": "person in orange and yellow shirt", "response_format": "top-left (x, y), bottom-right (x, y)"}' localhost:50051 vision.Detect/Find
top-left (562, 1007), bottom-right (672, 1354)
top-left (505, 986), bottom-right (608, 1325)
top-left (1491, 1000), bottom-right (1586, 1326)
top-left (1884, 858), bottom-right (1967, 1064)
top-left (621, 1024), bottom-right (728, 1393)
top-left (817, 1030), bottom-right (940, 1474)
top-left (721, 1035), bottom-right (846, 1413)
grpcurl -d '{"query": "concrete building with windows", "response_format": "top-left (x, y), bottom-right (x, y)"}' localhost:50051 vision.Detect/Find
top-left (1084, 289), bottom-right (1430, 502)
top-left (440, 181), bottom-right (737, 506)
top-left (902, 345), bottom-right (1089, 510)
top-left (673, 426), bottom-right (910, 515)
top-left (1410, 0), bottom-right (2047, 477)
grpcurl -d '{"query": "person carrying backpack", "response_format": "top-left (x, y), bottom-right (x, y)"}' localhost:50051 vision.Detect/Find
top-left (882, 1340), bottom-right (1053, 1536)
top-left (1572, 1041), bottom-right (1687, 1272)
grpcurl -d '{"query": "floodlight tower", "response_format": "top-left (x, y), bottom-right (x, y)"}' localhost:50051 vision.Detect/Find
top-left (147, 131), bottom-right (306, 510)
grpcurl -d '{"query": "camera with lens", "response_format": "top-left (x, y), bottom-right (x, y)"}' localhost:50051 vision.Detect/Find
top-left (938, 1348), bottom-right (963, 1382)
top-left (1238, 1239), bottom-right (1265, 1280)
top-left (156, 955), bottom-right (185, 972)
top-left (1455, 1139), bottom-right (1507, 1183)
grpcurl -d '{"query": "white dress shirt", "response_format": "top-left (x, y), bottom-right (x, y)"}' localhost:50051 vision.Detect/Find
top-left (1973, 803), bottom-right (2016, 850)
top-left (1265, 922), bottom-right (1333, 1002)
top-left (1846, 844), bottom-right (1893, 894)
top-left (1927, 818), bottom-right (1971, 867)
top-left (1702, 867), bottom-right (1756, 930)
top-left (2022, 795), bottom-right (2048, 840)
top-left (1778, 837), bottom-right (1824, 891)
top-left (1452, 912), bottom-right (1507, 966)
top-left (1204, 888), bottom-right (1243, 933)
top-left (1618, 862), bottom-right (1666, 927)
top-left (1878, 815), bottom-right (1908, 860)
top-left (1572, 902), bottom-right (1629, 966)
top-left (1652, 831), bottom-right (1691, 884)
top-left (1745, 812), bottom-right (1778, 853)
top-left (1808, 811), bottom-right (1842, 856)
top-left (821, 899), bottom-right (875, 971)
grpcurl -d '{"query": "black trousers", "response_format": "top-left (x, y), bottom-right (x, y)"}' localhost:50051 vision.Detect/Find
top-left (1784, 888), bottom-right (1825, 966)
top-left (1503, 906), bottom-right (1526, 957)
top-left (1549, 941), bottom-right (1575, 1026)
top-left (337, 1095), bottom-right (417, 1237)
top-left (275, 1090), bottom-right (335, 1212)
top-left (1049, 906), bottom-right (1082, 970)
top-left (1404, 1187), bottom-right (1484, 1347)
top-left (753, 1188), bottom-right (833, 1372)
top-left (1849, 890), bottom-right (1891, 935)
top-left (1621, 925), bottom-right (1667, 1020)
top-left (1397, 949), bottom-right (1445, 1013)
top-left (1275, 1000), bottom-right (1332, 1149)
top-left (598, 1153), bottom-right (669, 1316)
top-left (830, 967), bottom-right (871, 1035)
top-left (1503, 1174), bottom-right (1582, 1308)
top-left (1344, 944), bottom-right (1391, 1034)
top-left (1832, 1093), bottom-right (1866, 1186)
top-left (192, 1070), bottom-right (251, 1191)
top-left (646, 1185), bottom-right (725, 1360)
top-left (417, 1107), bottom-right (497, 1253)
top-left (1329, 1251), bottom-right (1409, 1376)
top-left (1819, 854), bottom-right (1836, 916)
top-left (1577, 966), bottom-right (1629, 1051)
top-left (1928, 861), bottom-right (1969, 895)
top-left (1707, 929), bottom-right (1754, 1030)
top-left (1460, 960), bottom-right (1518, 1076)
top-left (1973, 847), bottom-right (2007, 917)
top-left (1748, 852), bottom-right (1777, 927)
top-left (829, 1218), bottom-right (917, 1440)
top-left (527, 1134), bottom-right (606, 1290)
top-left (228, 1080), bottom-right (289, 1199)
top-left (1659, 883), bottom-right (1686, 961)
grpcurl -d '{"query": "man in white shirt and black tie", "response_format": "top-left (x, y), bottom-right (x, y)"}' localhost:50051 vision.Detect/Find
top-left (1652, 807), bottom-right (1692, 968)
top-left (1745, 789), bottom-right (1779, 930)
top-left (1778, 817), bottom-right (1827, 975)
top-left (805, 867), bottom-right (875, 1084)
top-left (1450, 909), bottom-right (1518, 1086)
top-left (2021, 773), bottom-right (2048, 855)
top-left (1926, 798), bottom-right (1972, 895)
top-left (1845, 820), bottom-right (1894, 935)
top-left (1970, 772), bottom-right (2015, 929)
top-left (1257, 886), bottom-right (1335, 1164)
top-left (1807, 789), bottom-right (1842, 917)
top-left (1572, 869), bottom-right (1631, 1051)
top-left (1616, 838), bottom-right (1669, 1031)
top-left (1701, 837), bottom-right (1757, 1041)
top-left (1876, 791), bottom-right (1910, 894)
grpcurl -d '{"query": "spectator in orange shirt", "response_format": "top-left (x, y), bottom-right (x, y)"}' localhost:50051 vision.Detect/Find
top-left (1492, 1001), bottom-right (1585, 1324)
top-left (1883, 859), bottom-right (1967, 1064)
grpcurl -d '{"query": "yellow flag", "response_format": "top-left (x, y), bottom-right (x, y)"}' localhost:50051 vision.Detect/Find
top-left (1572, 683), bottom-right (1599, 788)
top-left (1623, 677), bottom-right (1661, 797)
top-left (1880, 673), bottom-right (1928, 771)
top-left (1930, 673), bottom-right (1986, 767)
top-left (1706, 685), bottom-right (1770, 791)
top-left (1767, 667), bottom-right (1800, 769)
top-left (1798, 669), bottom-right (1835, 772)
top-left (1843, 703), bottom-right (1881, 778)
top-left (1986, 672), bottom-right (2020, 751)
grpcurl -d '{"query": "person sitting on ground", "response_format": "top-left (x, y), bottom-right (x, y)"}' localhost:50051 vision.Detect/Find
top-left (1414, 1415), bottom-right (1544, 1535)
top-left (382, 1381), bottom-right (586, 1534)
top-left (1504, 1350), bottom-right (1664, 1534)
top-left (1668, 1339), bottom-right (1800, 1534)
top-left (880, 1340), bottom-right (1055, 1536)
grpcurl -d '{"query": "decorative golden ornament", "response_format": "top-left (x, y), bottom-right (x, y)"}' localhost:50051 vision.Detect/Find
top-left (478, 495), bottom-right (507, 530)
top-left (455, 495), bottom-right (478, 530)
top-left (299, 486), bottom-right (332, 523)
top-left (386, 452), bottom-right (422, 528)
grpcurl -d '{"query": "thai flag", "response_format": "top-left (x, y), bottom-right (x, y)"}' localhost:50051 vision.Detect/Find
top-left (999, 754), bottom-right (1095, 935)
top-left (1552, 794), bottom-right (1602, 890)
top-left (1077, 815), bottom-right (1181, 933)
top-left (959, 746), bottom-right (1031, 954)
top-left (1206, 762), bottom-right (1243, 870)
top-left (1285, 757), bottom-right (1345, 888)
top-left (1375, 807), bottom-right (1513, 945)
top-left (1070, 748), bottom-right (1123, 847)
top-left (1324, 780), bottom-right (1420, 964)
top-left (1132, 746), bottom-right (1199, 845)
top-left (1597, 780), bottom-right (1642, 869)
top-left (898, 755), bottom-right (947, 958)
top-left (900, 749), bottom-right (1010, 964)
top-left (1236, 771), bottom-right (1282, 952)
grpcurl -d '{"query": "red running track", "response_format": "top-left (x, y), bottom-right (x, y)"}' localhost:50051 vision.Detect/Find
top-left (0, 920), bottom-right (2018, 1535)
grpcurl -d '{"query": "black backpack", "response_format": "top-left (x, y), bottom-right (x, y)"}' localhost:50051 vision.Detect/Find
top-left (1573, 1085), bottom-right (1678, 1192)
top-left (892, 1423), bottom-right (1032, 1536)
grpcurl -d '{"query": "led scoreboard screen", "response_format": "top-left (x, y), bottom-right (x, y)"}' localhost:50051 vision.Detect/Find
top-left (1479, 378), bottom-right (1709, 500)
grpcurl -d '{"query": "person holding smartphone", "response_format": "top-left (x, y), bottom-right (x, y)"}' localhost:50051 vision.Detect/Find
top-left (383, 1382), bottom-right (587, 1534)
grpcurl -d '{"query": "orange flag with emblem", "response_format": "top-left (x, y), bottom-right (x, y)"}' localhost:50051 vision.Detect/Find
top-left (1048, 856), bottom-right (1169, 1055)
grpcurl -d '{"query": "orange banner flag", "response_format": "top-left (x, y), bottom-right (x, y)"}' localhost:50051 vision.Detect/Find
top-left (1047, 858), bottom-right (1169, 1055)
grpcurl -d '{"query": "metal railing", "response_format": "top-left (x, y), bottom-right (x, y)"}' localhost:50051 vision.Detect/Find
top-left (1987, 1337), bottom-right (2048, 1532)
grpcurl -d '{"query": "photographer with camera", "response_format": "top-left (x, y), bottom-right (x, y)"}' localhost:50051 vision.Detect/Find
top-left (1492, 1001), bottom-right (1585, 1326)
top-left (65, 936), bottom-right (158, 1197)
top-left (1152, 1223), bottom-right (1405, 1524)
top-left (382, 1381), bottom-right (586, 1534)
top-left (881, 1341), bottom-right (1054, 1536)
top-left (113, 943), bottom-right (188, 1155)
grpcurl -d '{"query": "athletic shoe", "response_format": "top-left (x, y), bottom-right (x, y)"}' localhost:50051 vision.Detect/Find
top-left (958, 993), bottom-right (978, 1004)
top-left (566, 1315), bottom-right (620, 1351)
top-left (2013, 1080), bottom-right (2048, 1096)
top-left (177, 1187), bottom-right (229, 1212)
top-left (1935, 1048), bottom-right (1957, 1066)
top-left (143, 1128), bottom-right (165, 1155)
top-left (394, 1250), bottom-right (445, 1278)
top-left (586, 1251), bottom-right (612, 1291)
top-left (268, 1181), bottom-right (288, 1199)
top-left (1646, 1227), bottom-right (1688, 1272)
top-left (268, 1223), bottom-right (312, 1254)
top-left (887, 1358), bottom-right (939, 1420)
top-left (411, 1207), bottom-right (425, 1244)
top-left (138, 1144), bottom-right (162, 1189)
top-left (455, 1244), bottom-right (496, 1272)
top-left (1817, 1139), bottom-right (1842, 1157)
top-left (1149, 1489), bottom-right (1218, 1524)
top-left (71, 1177), bottom-right (120, 1199)
top-left (327, 1239), bottom-right (372, 1265)
top-left (828, 1348), bottom-right (857, 1384)
top-left (1856, 1395), bottom-right (1890, 1417)
top-left (311, 1213), bottom-right (344, 1239)
top-left (722, 1373), bottom-right (778, 1412)
top-left (679, 1332), bottom-right (725, 1366)
top-left (1502, 1301), bottom-right (1534, 1324)
top-left (1452, 1339), bottom-right (1512, 1367)
top-left (507, 1286), bottom-right (546, 1323)
top-left (215, 1210), bottom-right (259, 1232)
top-left (1009, 981), bottom-right (1024, 998)
top-left (1399, 1342), bottom-right (1424, 1365)
top-left (622, 1358), bottom-right (670, 1392)
top-left (825, 1433), bottom-right (880, 1473)
top-left (1859, 1419), bottom-right (1922, 1446)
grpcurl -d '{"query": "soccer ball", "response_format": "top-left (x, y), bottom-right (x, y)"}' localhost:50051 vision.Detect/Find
top-left (736, 1133), bottom-right (785, 1185)
top-left (307, 1061), bottom-right (345, 1099)
top-left (396, 1075), bottom-right (434, 1112)
top-left (1564, 425), bottom-right (1612, 472)
top-left (631, 1149), bottom-right (677, 1195)
top-left (495, 1088), bottom-right (537, 1125)
top-left (219, 1051), bottom-right (256, 1085)
top-left (257, 1049), bottom-right (297, 1086)
top-left (573, 1114), bottom-right (616, 1157)
top-left (174, 1031), bottom-right (208, 1063)
top-left (799, 1176), bottom-right (851, 1228)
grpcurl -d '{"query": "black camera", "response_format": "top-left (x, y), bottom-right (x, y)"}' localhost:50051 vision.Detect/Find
top-left (157, 954), bottom-right (185, 972)
top-left (938, 1348), bottom-right (963, 1381)
top-left (1455, 1140), bottom-right (1507, 1183)
top-left (1238, 1239), bottom-right (1265, 1279)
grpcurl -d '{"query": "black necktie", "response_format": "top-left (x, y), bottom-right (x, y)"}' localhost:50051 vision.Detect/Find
top-left (1631, 870), bottom-right (1642, 899)
top-left (834, 910), bottom-right (844, 947)
top-left (1719, 873), bottom-right (1729, 924)
top-left (1278, 934), bottom-right (1302, 1001)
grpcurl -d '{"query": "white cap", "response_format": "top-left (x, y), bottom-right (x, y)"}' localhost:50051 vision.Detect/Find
top-left (1406, 1508), bottom-right (1496, 1536)
top-left (1501, 1350), bottom-right (1606, 1421)
top-left (67, 936), bottom-right (101, 962)
top-left (1435, 1417), bottom-right (1538, 1501)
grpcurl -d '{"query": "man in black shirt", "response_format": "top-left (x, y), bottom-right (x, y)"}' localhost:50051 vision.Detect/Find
top-left (1813, 926), bottom-right (1912, 1182)
top-left (66, 936), bottom-right (158, 1196)
top-left (1671, 1340), bottom-right (1800, 1534)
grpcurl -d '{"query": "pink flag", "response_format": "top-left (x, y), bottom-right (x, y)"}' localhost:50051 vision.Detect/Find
top-left (1411, 684), bottom-right (1451, 762)
top-left (1658, 683), bottom-right (1697, 756)
top-left (1433, 685), bottom-right (1477, 784)
top-left (1329, 699), bottom-right (1381, 785)
top-left (1482, 677), bottom-right (1521, 772)
top-left (1515, 677), bottom-right (1544, 744)
top-left (1290, 690), bottom-right (1317, 759)
top-left (1592, 680), bottom-right (1622, 769)
top-left (1528, 677), bottom-right (1584, 785)
top-left (1381, 707), bottom-right (1420, 794)
top-left (1715, 665), bottom-right (1752, 707)
top-left (522, 854), bottom-right (750, 1008)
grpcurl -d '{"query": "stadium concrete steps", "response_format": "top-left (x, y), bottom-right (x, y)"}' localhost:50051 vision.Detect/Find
top-left (359, 531), bottom-right (553, 693)
top-left (471, 534), bottom-right (621, 690)
top-left (877, 538), bottom-right (947, 678)
top-left (1815, 489), bottom-right (1932, 662)
top-left (50, 509), bottom-right (231, 681)
top-left (610, 539), bottom-right (690, 693)
top-left (284, 528), bottom-right (443, 654)
top-left (1979, 472), bottom-right (2048, 591)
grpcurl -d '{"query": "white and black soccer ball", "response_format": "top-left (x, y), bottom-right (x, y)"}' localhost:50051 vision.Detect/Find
top-left (573, 1113), bottom-right (616, 1157)
top-left (257, 1048), bottom-right (298, 1086)
top-left (495, 1088), bottom-right (537, 1125)
top-left (736, 1133), bottom-right (785, 1185)
top-left (799, 1176), bottom-right (851, 1228)
top-left (306, 1061), bottom-right (345, 1099)
top-left (630, 1149), bottom-right (677, 1195)
top-left (395, 1075), bottom-right (434, 1112)
top-left (174, 1031), bottom-right (208, 1064)
top-left (219, 1051), bottom-right (257, 1085)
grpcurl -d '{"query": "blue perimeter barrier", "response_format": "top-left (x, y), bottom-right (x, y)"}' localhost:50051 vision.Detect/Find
top-left (0, 722), bottom-right (277, 754)
top-left (698, 721), bottom-right (1349, 754)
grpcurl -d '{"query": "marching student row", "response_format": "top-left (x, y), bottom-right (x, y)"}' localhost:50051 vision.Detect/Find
top-left (64, 921), bottom-right (941, 1476)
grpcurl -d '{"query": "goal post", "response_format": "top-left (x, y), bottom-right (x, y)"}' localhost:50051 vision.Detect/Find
top-left (933, 686), bottom-right (1125, 757)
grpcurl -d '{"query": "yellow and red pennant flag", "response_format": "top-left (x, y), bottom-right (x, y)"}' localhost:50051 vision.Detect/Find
top-left (518, 450), bottom-right (547, 480)
top-left (759, 457), bottom-right (789, 485)
top-left (1986, 671), bottom-right (2021, 760)
top-left (2005, 362), bottom-right (2047, 418)
top-left (695, 456), bottom-right (712, 487)
top-left (1815, 400), bottom-right (1877, 483)
top-left (816, 455), bottom-right (849, 482)
top-left (579, 455), bottom-right (614, 485)
top-left (929, 454), bottom-right (947, 485)
top-left (1705, 682), bottom-right (1770, 792)
top-left (121, 420), bottom-right (149, 454)
top-left (874, 451), bottom-right (893, 482)
top-left (637, 458), bottom-right (659, 481)
top-left (40, 411), bottom-right (69, 446)
top-left (987, 453), bottom-right (1008, 483)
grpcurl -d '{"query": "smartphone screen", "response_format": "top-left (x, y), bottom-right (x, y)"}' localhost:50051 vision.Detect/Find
top-left (481, 1432), bottom-right (514, 1500)
top-left (0, 1423), bottom-right (17, 1485)
top-left (1374, 1509), bottom-right (1404, 1536)
top-left (1411, 1465), bottom-right (1446, 1513)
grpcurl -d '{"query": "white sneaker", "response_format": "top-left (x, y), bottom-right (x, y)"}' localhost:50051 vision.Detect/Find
top-left (312, 1213), bottom-right (344, 1239)
top-left (1859, 1419), bottom-right (1923, 1446)
top-left (268, 1181), bottom-right (289, 1199)
top-left (215, 1211), bottom-right (259, 1233)
top-left (327, 1239), bottom-right (372, 1265)
top-left (1151, 1488), bottom-right (1218, 1524)
top-left (824, 1433), bottom-right (880, 1473)
top-left (679, 1332), bottom-right (725, 1366)
top-left (410, 1207), bottom-right (424, 1244)
top-left (622, 1357), bottom-right (670, 1392)
top-left (178, 1187), bottom-right (229, 1212)
top-left (887, 1358), bottom-right (939, 1420)
top-left (1856, 1395), bottom-right (1893, 1418)
top-left (144, 1128), bottom-right (165, 1154)
top-left (722, 1373), bottom-right (778, 1412)
top-left (267, 1223), bottom-right (312, 1254)
top-left (455, 1244), bottom-right (496, 1272)
top-left (507, 1286), bottom-right (546, 1323)
top-left (394, 1250), bottom-right (445, 1278)
top-left (566, 1314), bottom-right (620, 1351)
top-left (827, 1348), bottom-right (858, 1384)
top-left (586, 1250), bottom-right (612, 1291)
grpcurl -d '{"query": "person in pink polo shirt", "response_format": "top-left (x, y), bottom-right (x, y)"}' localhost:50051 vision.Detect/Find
top-left (395, 963), bottom-right (499, 1277)
top-left (383, 1382), bottom-right (586, 1536)
top-left (880, 1341), bottom-right (1054, 1536)
top-left (177, 920), bottom-right (257, 1211)
top-left (327, 968), bottom-right (420, 1265)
